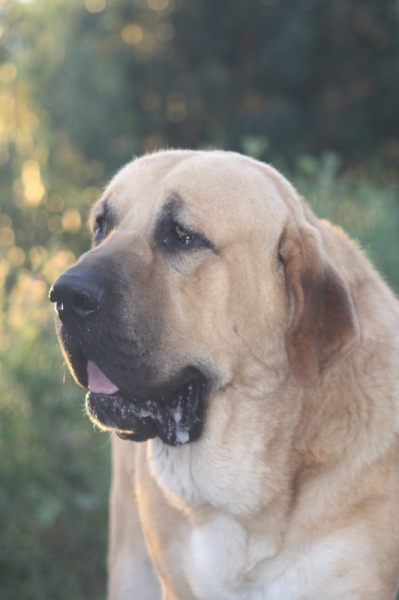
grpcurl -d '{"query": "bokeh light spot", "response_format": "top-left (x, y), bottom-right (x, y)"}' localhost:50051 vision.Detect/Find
top-left (85, 0), bottom-right (106, 14)
top-left (121, 24), bottom-right (143, 45)
top-left (62, 208), bottom-right (82, 233)
top-left (0, 226), bottom-right (15, 247)
top-left (148, 0), bottom-right (169, 11)
top-left (0, 63), bottom-right (17, 84)
top-left (29, 246), bottom-right (48, 271)
top-left (21, 160), bottom-right (45, 206)
top-left (7, 246), bottom-right (26, 267)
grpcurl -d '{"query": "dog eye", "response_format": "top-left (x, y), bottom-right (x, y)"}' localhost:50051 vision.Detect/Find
top-left (158, 214), bottom-right (216, 255)
top-left (162, 222), bottom-right (207, 252)
top-left (173, 224), bottom-right (196, 246)
top-left (93, 214), bottom-right (105, 244)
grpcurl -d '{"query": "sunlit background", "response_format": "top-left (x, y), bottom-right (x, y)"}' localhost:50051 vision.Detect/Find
top-left (1, 0), bottom-right (399, 598)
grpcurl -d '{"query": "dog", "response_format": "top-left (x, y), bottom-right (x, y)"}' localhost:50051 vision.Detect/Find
top-left (50, 150), bottom-right (399, 599)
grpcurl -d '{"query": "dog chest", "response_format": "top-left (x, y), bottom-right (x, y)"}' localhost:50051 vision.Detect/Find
top-left (184, 516), bottom-right (355, 600)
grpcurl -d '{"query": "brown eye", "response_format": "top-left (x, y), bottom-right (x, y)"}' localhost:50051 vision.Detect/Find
top-left (174, 224), bottom-right (195, 245)
top-left (160, 217), bottom-right (214, 253)
top-left (175, 224), bottom-right (188, 236)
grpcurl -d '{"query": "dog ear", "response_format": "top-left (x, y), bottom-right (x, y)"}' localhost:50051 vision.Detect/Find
top-left (278, 222), bottom-right (359, 386)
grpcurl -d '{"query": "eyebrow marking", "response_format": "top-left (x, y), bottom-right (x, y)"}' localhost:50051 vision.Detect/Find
top-left (154, 194), bottom-right (218, 254)
top-left (161, 195), bottom-right (184, 222)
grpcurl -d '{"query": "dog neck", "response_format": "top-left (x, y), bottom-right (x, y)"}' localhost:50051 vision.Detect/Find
top-left (147, 350), bottom-right (397, 532)
top-left (146, 374), bottom-right (305, 577)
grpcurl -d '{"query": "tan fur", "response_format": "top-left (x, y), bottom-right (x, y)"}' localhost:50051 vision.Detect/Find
top-left (89, 150), bottom-right (399, 599)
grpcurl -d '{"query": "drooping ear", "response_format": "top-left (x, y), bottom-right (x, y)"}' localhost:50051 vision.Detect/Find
top-left (279, 222), bottom-right (359, 387)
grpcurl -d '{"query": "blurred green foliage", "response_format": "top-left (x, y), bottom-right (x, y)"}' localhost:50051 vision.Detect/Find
top-left (0, 0), bottom-right (398, 599)
top-left (0, 276), bottom-right (110, 600)
top-left (294, 151), bottom-right (399, 292)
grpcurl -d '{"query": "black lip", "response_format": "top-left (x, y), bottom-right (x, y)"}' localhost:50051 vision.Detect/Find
top-left (54, 312), bottom-right (209, 446)
top-left (85, 376), bottom-right (207, 446)
top-left (51, 265), bottom-right (209, 446)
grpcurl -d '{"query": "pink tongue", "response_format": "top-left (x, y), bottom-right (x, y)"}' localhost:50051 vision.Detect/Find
top-left (87, 360), bottom-right (119, 395)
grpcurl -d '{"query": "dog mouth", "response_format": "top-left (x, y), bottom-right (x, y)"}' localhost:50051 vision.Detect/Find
top-left (85, 361), bottom-right (207, 446)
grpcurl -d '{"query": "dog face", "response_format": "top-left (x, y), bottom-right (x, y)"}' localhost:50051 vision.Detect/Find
top-left (50, 150), bottom-right (358, 447)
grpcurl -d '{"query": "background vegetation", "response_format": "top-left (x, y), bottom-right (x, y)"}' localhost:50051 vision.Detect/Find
top-left (0, 0), bottom-right (398, 598)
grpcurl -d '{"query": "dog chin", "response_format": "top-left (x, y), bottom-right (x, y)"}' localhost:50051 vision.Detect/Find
top-left (85, 376), bottom-right (207, 446)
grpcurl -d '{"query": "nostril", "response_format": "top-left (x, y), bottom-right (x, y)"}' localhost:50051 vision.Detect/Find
top-left (50, 269), bottom-right (105, 321)
top-left (72, 292), bottom-right (99, 314)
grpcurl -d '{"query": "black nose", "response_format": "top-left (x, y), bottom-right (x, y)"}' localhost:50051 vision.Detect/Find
top-left (49, 269), bottom-right (105, 322)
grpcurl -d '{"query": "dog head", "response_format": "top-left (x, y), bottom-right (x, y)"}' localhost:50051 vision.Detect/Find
top-left (50, 150), bottom-right (359, 446)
